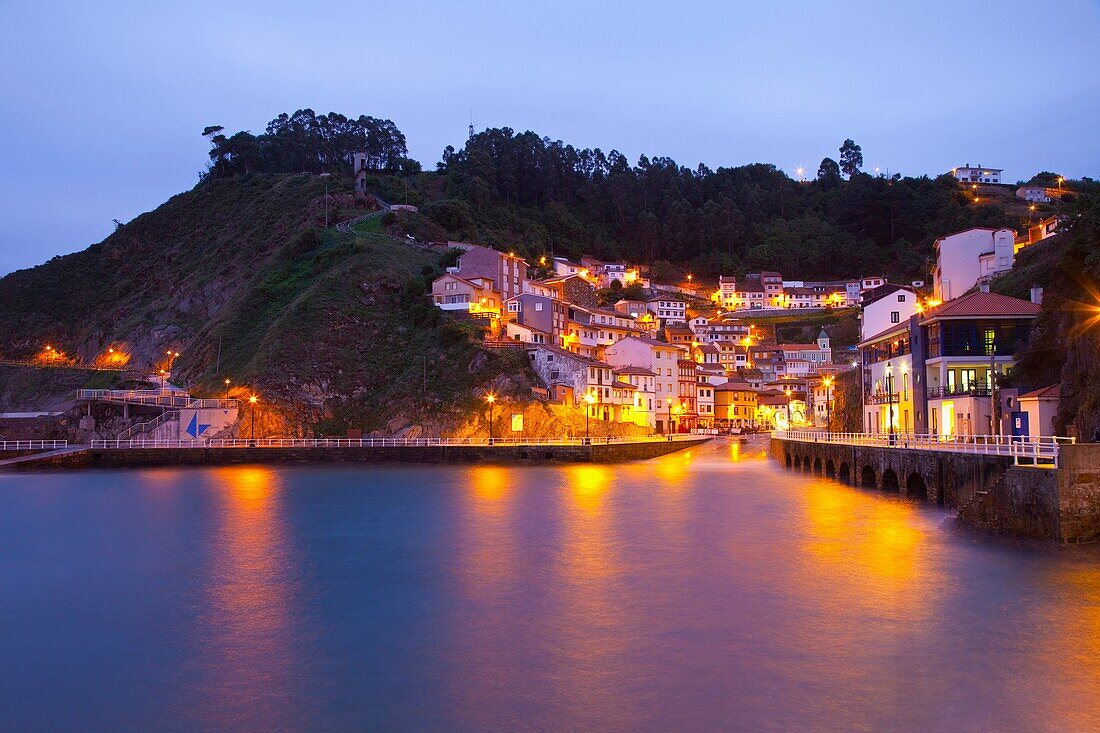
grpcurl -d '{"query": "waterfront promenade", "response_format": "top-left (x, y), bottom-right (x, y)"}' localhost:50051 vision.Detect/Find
top-left (0, 434), bottom-right (711, 470)
top-left (771, 429), bottom-right (1100, 542)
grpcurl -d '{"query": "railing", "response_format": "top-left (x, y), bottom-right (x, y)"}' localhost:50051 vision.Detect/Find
top-left (0, 440), bottom-right (69, 451)
top-left (116, 410), bottom-right (180, 441)
top-left (79, 390), bottom-right (238, 409)
top-left (90, 434), bottom-right (708, 449)
top-left (774, 430), bottom-right (1075, 467)
top-left (925, 384), bottom-right (992, 399)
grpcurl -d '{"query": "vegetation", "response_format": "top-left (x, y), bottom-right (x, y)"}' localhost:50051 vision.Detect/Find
top-left (0, 173), bottom-right (527, 434)
top-left (997, 182), bottom-right (1100, 436)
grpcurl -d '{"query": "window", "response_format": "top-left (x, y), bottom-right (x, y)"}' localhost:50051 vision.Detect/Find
top-left (898, 294), bottom-right (906, 302)
top-left (534, 302), bottom-right (543, 312)
top-left (891, 311), bottom-right (900, 324)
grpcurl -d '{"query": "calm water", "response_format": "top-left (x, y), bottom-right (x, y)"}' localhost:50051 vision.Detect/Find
top-left (2, 439), bottom-right (1099, 732)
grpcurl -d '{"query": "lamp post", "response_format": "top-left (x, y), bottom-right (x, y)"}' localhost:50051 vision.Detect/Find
top-left (885, 362), bottom-right (896, 444)
top-left (784, 388), bottom-right (793, 429)
top-left (583, 391), bottom-right (596, 445)
top-left (248, 394), bottom-right (258, 447)
top-left (822, 375), bottom-right (834, 431)
top-left (224, 378), bottom-right (231, 401)
top-left (485, 393), bottom-right (496, 445)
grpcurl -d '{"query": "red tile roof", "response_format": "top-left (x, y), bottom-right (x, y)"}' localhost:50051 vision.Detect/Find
top-left (1020, 384), bottom-right (1060, 400)
top-left (920, 291), bottom-right (1040, 322)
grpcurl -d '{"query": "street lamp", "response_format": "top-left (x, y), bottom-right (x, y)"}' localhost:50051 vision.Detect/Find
top-left (583, 390), bottom-right (596, 444)
top-left (822, 375), bottom-right (834, 431)
top-left (248, 394), bottom-right (258, 447)
top-left (884, 362), bottom-right (896, 443)
top-left (485, 393), bottom-right (496, 445)
top-left (224, 378), bottom-right (231, 401)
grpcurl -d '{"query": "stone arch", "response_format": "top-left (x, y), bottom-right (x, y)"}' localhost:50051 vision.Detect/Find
top-left (860, 465), bottom-right (876, 488)
top-left (802, 455), bottom-right (812, 472)
top-left (839, 462), bottom-right (851, 483)
top-left (881, 468), bottom-right (900, 492)
top-left (813, 457), bottom-right (823, 474)
top-left (906, 472), bottom-right (928, 501)
top-left (785, 453), bottom-right (792, 468)
top-left (825, 459), bottom-right (836, 478)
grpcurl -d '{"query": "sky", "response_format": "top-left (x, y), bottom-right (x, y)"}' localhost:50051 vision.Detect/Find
top-left (1, 0), bottom-right (1099, 275)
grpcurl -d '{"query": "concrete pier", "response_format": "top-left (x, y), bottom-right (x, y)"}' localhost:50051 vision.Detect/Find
top-left (771, 435), bottom-right (1100, 543)
top-left (2, 437), bottom-right (711, 471)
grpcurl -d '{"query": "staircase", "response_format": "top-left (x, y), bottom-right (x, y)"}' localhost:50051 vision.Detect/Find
top-left (116, 410), bottom-right (180, 441)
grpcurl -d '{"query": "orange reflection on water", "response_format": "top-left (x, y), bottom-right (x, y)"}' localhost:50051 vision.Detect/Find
top-left (189, 466), bottom-right (299, 721)
top-left (800, 477), bottom-right (928, 590)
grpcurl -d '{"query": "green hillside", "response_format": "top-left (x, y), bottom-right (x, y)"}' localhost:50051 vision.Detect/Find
top-left (0, 173), bottom-right (526, 434)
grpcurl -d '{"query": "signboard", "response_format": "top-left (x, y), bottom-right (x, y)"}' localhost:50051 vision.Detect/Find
top-left (511, 414), bottom-right (524, 432)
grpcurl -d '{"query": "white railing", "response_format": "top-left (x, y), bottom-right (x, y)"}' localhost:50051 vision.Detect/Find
top-left (79, 389), bottom-right (237, 409)
top-left (116, 410), bottom-right (180, 441)
top-left (774, 430), bottom-right (1075, 467)
top-left (0, 440), bottom-right (69, 451)
top-left (90, 434), bottom-right (708, 450)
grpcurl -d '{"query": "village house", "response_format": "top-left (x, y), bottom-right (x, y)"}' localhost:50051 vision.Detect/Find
top-left (713, 377), bottom-right (758, 429)
top-left (505, 293), bottom-right (566, 342)
top-left (952, 164), bottom-right (1002, 184)
top-left (603, 335), bottom-right (685, 433)
top-left (921, 290), bottom-right (1041, 438)
top-left (646, 296), bottom-right (687, 324)
top-left (541, 273), bottom-right (598, 308)
top-left (445, 243), bottom-right (529, 301)
top-left (614, 366), bottom-right (658, 429)
top-left (527, 344), bottom-right (625, 421)
top-left (932, 227), bottom-right (1017, 301)
top-left (431, 273), bottom-right (501, 316)
top-left (673, 359), bottom-right (699, 432)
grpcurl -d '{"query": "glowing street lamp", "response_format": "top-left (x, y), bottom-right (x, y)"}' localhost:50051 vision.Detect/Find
top-left (485, 393), bottom-right (497, 445)
top-left (795, 166), bottom-right (805, 182)
top-left (884, 362), bottom-right (896, 442)
top-left (821, 375), bottom-right (835, 430)
top-left (583, 390), bottom-right (597, 444)
top-left (224, 378), bottom-right (231, 401)
top-left (248, 394), bottom-right (258, 447)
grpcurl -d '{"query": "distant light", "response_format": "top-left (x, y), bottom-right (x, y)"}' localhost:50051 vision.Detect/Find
top-left (249, 394), bottom-right (258, 404)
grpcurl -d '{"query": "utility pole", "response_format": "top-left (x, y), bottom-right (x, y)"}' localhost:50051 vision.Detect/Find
top-left (990, 341), bottom-right (999, 438)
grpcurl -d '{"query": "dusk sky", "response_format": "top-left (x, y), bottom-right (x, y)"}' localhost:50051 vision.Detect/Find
top-left (1, 1), bottom-right (1098, 275)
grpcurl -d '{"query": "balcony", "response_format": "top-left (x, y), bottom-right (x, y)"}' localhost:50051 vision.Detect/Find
top-left (868, 392), bottom-right (902, 405)
top-left (926, 383), bottom-right (991, 399)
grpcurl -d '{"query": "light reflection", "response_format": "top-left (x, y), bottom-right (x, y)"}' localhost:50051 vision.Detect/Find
top-left (187, 466), bottom-right (300, 723)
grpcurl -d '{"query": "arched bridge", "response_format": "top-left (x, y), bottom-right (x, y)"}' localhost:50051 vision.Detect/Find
top-left (770, 431), bottom-right (1100, 543)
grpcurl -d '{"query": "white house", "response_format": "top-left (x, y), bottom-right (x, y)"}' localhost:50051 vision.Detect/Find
top-left (860, 285), bottom-right (919, 342)
top-left (952, 165), bottom-right (1002, 184)
top-left (646, 297), bottom-right (687, 324)
top-left (1016, 186), bottom-right (1053, 203)
top-left (932, 227), bottom-right (1017, 301)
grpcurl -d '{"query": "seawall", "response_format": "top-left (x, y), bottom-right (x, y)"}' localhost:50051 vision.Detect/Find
top-left (4, 438), bottom-right (712, 471)
top-left (770, 436), bottom-right (1100, 543)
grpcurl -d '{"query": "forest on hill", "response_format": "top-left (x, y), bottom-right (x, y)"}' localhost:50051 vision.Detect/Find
top-left (204, 109), bottom-right (1044, 282)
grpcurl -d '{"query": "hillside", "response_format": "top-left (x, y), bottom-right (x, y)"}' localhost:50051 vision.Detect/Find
top-left (0, 174), bottom-right (528, 435)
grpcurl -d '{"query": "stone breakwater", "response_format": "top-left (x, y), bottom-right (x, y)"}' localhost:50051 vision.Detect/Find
top-left (2, 438), bottom-right (712, 471)
top-left (770, 436), bottom-right (1100, 543)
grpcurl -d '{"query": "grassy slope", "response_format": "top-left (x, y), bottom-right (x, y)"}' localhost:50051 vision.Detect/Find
top-left (0, 174), bottom-right (528, 434)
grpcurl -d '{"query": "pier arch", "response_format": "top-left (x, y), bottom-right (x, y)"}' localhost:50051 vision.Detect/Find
top-left (860, 465), bottom-right (876, 488)
top-left (813, 457), bottom-right (822, 474)
top-left (906, 472), bottom-right (928, 500)
top-left (881, 469), bottom-right (900, 492)
top-left (839, 462), bottom-right (850, 483)
top-left (825, 459), bottom-right (836, 478)
top-left (785, 454), bottom-right (792, 468)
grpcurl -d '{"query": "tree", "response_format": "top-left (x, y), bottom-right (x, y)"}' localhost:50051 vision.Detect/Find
top-left (839, 139), bottom-right (863, 178)
top-left (817, 158), bottom-right (842, 188)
